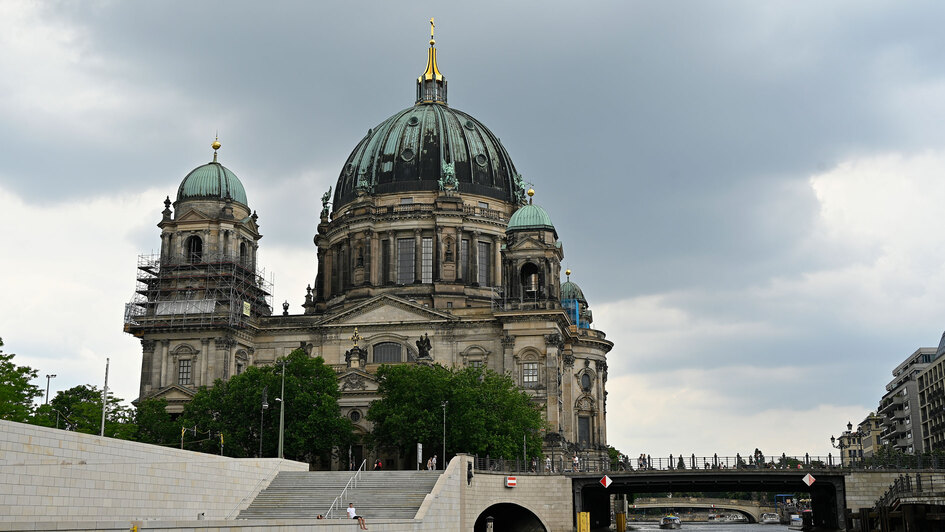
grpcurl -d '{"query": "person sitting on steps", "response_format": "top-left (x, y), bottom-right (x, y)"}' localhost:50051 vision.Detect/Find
top-left (348, 503), bottom-right (367, 530)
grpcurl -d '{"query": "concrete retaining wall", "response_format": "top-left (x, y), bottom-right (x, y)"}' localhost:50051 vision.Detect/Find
top-left (0, 420), bottom-right (308, 524)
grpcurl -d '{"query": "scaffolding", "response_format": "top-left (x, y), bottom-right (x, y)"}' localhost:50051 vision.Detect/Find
top-left (124, 253), bottom-right (273, 334)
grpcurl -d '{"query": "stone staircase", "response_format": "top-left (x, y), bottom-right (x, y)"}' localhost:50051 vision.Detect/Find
top-left (238, 470), bottom-right (442, 520)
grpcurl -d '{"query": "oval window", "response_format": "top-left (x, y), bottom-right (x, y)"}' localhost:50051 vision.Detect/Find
top-left (475, 154), bottom-right (488, 166)
top-left (581, 373), bottom-right (591, 391)
top-left (401, 148), bottom-right (415, 161)
top-left (349, 410), bottom-right (362, 422)
top-left (408, 116), bottom-right (420, 126)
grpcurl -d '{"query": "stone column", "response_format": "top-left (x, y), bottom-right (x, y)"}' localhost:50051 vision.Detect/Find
top-left (456, 228), bottom-right (464, 284)
top-left (492, 235), bottom-right (501, 288)
top-left (471, 230), bottom-right (481, 286)
top-left (199, 338), bottom-right (210, 386)
top-left (217, 229), bottom-right (225, 259)
top-left (140, 340), bottom-right (156, 397)
top-left (315, 247), bottom-right (325, 301)
top-left (387, 231), bottom-right (396, 284)
top-left (159, 340), bottom-right (170, 388)
top-left (414, 229), bottom-right (422, 283)
top-left (365, 229), bottom-right (374, 286)
top-left (434, 226), bottom-right (443, 282)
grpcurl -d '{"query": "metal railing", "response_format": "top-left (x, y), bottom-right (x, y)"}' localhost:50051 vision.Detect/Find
top-left (472, 453), bottom-right (945, 474)
top-left (326, 459), bottom-right (367, 519)
top-left (875, 473), bottom-right (945, 508)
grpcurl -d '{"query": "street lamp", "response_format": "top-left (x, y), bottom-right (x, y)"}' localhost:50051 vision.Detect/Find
top-left (276, 359), bottom-right (287, 459)
top-left (45, 374), bottom-right (56, 404)
top-left (441, 400), bottom-right (447, 470)
top-left (830, 421), bottom-right (854, 466)
top-left (259, 386), bottom-right (269, 457)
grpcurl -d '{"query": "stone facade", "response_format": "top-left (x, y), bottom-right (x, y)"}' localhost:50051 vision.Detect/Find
top-left (124, 37), bottom-right (614, 467)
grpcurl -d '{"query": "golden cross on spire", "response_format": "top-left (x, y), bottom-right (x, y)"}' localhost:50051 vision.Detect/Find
top-left (430, 17), bottom-right (435, 45)
top-left (351, 327), bottom-right (362, 348)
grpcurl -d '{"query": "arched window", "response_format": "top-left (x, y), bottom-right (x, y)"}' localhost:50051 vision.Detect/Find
top-left (186, 235), bottom-right (203, 263)
top-left (239, 242), bottom-right (247, 264)
top-left (373, 342), bottom-right (402, 363)
top-left (520, 262), bottom-right (540, 299)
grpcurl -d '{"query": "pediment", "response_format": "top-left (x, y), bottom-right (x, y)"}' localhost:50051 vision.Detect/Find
top-left (506, 236), bottom-right (552, 251)
top-left (337, 370), bottom-right (379, 393)
top-left (318, 294), bottom-right (453, 327)
top-left (174, 208), bottom-right (213, 223)
top-left (150, 384), bottom-right (197, 402)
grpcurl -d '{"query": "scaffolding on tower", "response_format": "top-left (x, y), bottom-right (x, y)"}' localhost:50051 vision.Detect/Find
top-left (124, 253), bottom-right (273, 335)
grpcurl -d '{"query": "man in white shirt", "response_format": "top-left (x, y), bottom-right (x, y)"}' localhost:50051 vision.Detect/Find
top-left (347, 503), bottom-right (367, 530)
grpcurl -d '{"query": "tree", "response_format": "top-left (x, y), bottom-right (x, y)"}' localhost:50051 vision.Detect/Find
top-left (179, 349), bottom-right (352, 465)
top-left (133, 397), bottom-right (178, 445)
top-left (367, 365), bottom-right (545, 462)
top-left (0, 337), bottom-right (42, 422)
top-left (32, 384), bottom-right (135, 437)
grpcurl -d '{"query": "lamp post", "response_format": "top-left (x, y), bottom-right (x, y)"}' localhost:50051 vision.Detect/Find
top-left (276, 359), bottom-right (287, 459)
top-left (830, 421), bottom-right (853, 466)
top-left (45, 374), bottom-right (56, 404)
top-left (259, 386), bottom-right (268, 457)
top-left (441, 400), bottom-right (447, 470)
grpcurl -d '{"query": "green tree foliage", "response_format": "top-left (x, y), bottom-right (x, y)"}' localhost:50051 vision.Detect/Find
top-left (368, 364), bottom-right (545, 461)
top-left (32, 384), bottom-right (135, 437)
top-left (179, 349), bottom-right (352, 465)
top-left (0, 337), bottom-right (42, 422)
top-left (133, 397), bottom-right (178, 445)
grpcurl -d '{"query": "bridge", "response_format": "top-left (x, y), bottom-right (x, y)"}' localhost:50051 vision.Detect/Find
top-left (628, 497), bottom-right (775, 522)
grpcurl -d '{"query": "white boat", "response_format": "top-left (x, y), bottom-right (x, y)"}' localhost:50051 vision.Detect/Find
top-left (723, 514), bottom-right (748, 523)
top-left (659, 515), bottom-right (682, 529)
top-left (761, 512), bottom-right (780, 524)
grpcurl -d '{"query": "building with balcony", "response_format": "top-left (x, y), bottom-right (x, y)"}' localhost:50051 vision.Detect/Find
top-left (878, 347), bottom-right (937, 454)
top-left (918, 332), bottom-right (945, 451)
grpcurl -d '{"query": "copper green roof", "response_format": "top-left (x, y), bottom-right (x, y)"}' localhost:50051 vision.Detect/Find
top-left (561, 280), bottom-right (586, 303)
top-left (177, 162), bottom-right (248, 206)
top-left (508, 204), bottom-right (555, 232)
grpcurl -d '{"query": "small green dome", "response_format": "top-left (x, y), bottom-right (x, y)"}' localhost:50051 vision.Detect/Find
top-left (508, 204), bottom-right (555, 232)
top-left (561, 280), bottom-right (586, 303)
top-left (177, 162), bottom-right (248, 207)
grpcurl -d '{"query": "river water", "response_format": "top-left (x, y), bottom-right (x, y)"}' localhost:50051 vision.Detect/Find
top-left (628, 524), bottom-right (792, 532)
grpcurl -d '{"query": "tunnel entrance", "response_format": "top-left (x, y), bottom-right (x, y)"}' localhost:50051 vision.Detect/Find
top-left (475, 503), bottom-right (547, 532)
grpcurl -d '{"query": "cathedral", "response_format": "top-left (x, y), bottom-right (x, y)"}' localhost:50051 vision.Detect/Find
top-left (124, 26), bottom-right (613, 468)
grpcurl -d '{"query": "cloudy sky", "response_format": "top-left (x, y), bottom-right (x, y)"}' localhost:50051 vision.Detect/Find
top-left (3, 0), bottom-right (945, 459)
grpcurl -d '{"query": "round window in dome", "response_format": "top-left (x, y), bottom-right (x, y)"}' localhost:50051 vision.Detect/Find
top-left (475, 154), bottom-right (488, 166)
top-left (401, 148), bottom-right (415, 161)
top-left (408, 116), bottom-right (420, 126)
top-left (345, 163), bottom-right (354, 175)
top-left (349, 410), bottom-right (362, 422)
top-left (464, 120), bottom-right (475, 130)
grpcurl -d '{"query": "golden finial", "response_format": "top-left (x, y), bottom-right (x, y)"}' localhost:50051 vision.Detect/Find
top-left (351, 327), bottom-right (362, 348)
top-left (430, 17), bottom-right (435, 45)
top-left (527, 188), bottom-right (534, 204)
top-left (566, 269), bottom-right (571, 279)
top-left (211, 135), bottom-right (221, 163)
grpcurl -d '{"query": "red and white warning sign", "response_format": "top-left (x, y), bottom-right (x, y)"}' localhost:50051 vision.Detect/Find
top-left (600, 475), bottom-right (612, 488)
top-left (505, 476), bottom-right (517, 488)
top-left (802, 473), bottom-right (815, 486)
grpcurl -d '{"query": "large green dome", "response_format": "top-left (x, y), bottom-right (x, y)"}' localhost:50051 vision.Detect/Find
top-left (508, 203), bottom-right (555, 232)
top-left (177, 161), bottom-right (248, 207)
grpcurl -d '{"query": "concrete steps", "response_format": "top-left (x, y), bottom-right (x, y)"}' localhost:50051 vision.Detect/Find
top-left (238, 470), bottom-right (442, 520)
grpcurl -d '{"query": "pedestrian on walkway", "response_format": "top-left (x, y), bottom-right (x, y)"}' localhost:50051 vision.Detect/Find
top-left (426, 456), bottom-right (432, 470)
top-left (432, 454), bottom-right (437, 470)
top-left (347, 503), bottom-right (367, 530)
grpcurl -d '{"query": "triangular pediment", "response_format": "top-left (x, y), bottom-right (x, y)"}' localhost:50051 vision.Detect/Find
top-left (318, 294), bottom-right (453, 327)
top-left (337, 369), bottom-right (379, 393)
top-left (150, 384), bottom-right (197, 402)
top-left (174, 208), bottom-right (213, 223)
top-left (507, 235), bottom-right (552, 251)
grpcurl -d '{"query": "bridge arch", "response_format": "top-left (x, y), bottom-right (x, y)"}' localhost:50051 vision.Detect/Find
top-left (474, 502), bottom-right (548, 532)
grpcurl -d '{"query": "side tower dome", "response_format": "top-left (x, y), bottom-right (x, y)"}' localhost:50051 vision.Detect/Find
top-left (177, 140), bottom-right (248, 207)
top-left (561, 269), bottom-right (593, 328)
top-left (503, 189), bottom-right (563, 304)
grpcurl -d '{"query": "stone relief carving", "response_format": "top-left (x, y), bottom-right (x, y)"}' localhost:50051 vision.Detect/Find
top-left (341, 373), bottom-right (367, 391)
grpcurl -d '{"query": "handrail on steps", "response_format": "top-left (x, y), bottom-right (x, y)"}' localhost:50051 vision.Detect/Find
top-left (326, 459), bottom-right (367, 519)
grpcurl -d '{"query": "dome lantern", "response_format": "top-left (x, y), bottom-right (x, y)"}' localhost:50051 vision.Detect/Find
top-left (416, 18), bottom-right (447, 104)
